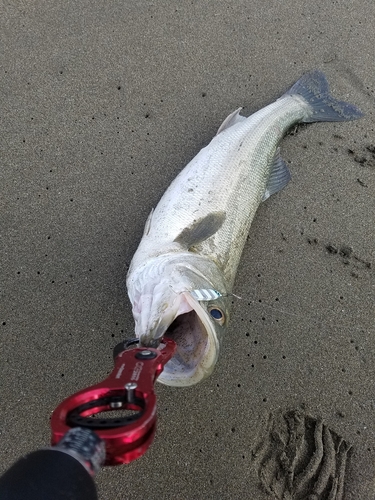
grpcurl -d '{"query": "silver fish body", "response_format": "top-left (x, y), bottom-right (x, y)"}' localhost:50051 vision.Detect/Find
top-left (126, 71), bottom-right (362, 387)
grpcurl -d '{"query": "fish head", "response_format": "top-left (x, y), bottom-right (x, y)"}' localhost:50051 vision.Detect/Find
top-left (129, 258), bottom-right (230, 386)
top-left (157, 288), bottom-right (229, 387)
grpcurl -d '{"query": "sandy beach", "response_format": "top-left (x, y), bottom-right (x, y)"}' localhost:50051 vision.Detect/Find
top-left (1, 1), bottom-right (374, 498)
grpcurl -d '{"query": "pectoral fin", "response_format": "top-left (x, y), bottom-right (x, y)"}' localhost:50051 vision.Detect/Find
top-left (174, 211), bottom-right (226, 248)
top-left (262, 148), bottom-right (291, 201)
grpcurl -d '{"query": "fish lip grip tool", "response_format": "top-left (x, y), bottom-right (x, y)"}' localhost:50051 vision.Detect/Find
top-left (50, 337), bottom-right (176, 465)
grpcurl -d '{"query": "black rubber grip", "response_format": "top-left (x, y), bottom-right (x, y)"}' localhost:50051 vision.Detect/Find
top-left (0, 449), bottom-right (98, 500)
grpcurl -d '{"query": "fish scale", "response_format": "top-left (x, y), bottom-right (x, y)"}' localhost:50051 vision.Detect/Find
top-left (126, 71), bottom-right (362, 386)
top-left (136, 97), bottom-right (306, 288)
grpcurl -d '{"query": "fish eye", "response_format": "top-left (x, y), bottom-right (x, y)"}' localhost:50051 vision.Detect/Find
top-left (210, 309), bottom-right (222, 319)
top-left (209, 307), bottom-right (225, 325)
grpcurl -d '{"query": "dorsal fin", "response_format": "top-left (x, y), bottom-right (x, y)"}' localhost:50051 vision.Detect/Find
top-left (216, 108), bottom-right (247, 135)
top-left (174, 211), bottom-right (226, 248)
top-left (143, 208), bottom-right (154, 236)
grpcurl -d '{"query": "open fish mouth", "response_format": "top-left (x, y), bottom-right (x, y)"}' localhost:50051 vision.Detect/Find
top-left (157, 295), bottom-right (219, 387)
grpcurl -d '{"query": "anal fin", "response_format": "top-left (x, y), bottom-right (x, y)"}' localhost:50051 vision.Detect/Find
top-left (262, 148), bottom-right (291, 201)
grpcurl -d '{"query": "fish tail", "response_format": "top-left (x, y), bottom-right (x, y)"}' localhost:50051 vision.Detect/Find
top-left (285, 70), bottom-right (363, 123)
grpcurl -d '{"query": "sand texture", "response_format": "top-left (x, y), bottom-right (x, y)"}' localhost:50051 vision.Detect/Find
top-left (1, 1), bottom-right (374, 498)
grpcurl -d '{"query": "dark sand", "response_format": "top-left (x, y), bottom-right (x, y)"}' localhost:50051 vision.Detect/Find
top-left (1, 1), bottom-right (374, 498)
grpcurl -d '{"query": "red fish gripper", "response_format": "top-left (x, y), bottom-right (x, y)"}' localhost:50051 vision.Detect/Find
top-left (50, 337), bottom-right (176, 465)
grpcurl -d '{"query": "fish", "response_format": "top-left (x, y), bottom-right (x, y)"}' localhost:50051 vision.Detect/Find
top-left (126, 71), bottom-right (362, 387)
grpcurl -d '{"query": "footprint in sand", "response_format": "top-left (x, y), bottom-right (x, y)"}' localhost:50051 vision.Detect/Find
top-left (251, 409), bottom-right (351, 500)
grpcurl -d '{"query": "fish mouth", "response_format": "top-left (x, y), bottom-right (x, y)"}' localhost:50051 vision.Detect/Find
top-left (157, 293), bottom-right (219, 387)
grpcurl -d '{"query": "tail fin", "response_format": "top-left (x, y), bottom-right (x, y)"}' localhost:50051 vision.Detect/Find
top-left (285, 70), bottom-right (363, 123)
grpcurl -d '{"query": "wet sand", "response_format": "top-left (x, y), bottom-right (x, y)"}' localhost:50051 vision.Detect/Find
top-left (1, 1), bottom-right (374, 498)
